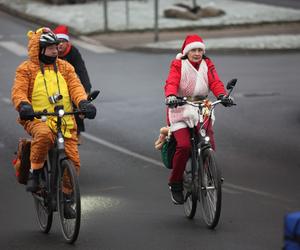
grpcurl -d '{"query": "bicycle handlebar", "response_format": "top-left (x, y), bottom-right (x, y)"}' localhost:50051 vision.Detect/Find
top-left (175, 97), bottom-right (223, 108)
top-left (32, 89), bottom-right (100, 119)
top-left (32, 108), bottom-right (89, 120)
top-left (166, 78), bottom-right (238, 109)
top-left (33, 109), bottom-right (84, 118)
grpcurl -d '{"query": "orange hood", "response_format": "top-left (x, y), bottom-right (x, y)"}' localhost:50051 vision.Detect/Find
top-left (26, 28), bottom-right (45, 65)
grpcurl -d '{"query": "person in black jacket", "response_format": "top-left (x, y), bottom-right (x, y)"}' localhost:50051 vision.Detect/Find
top-left (54, 25), bottom-right (92, 144)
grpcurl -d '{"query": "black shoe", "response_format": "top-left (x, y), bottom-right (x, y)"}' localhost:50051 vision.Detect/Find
top-left (63, 194), bottom-right (76, 219)
top-left (169, 182), bottom-right (184, 205)
top-left (26, 171), bottom-right (40, 192)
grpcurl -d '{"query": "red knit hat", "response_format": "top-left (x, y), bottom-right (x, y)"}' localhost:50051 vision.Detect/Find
top-left (53, 25), bottom-right (69, 41)
top-left (176, 34), bottom-right (205, 59)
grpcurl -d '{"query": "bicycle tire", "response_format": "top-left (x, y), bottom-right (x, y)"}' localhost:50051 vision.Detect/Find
top-left (33, 162), bottom-right (53, 233)
top-left (183, 159), bottom-right (197, 219)
top-left (199, 149), bottom-right (222, 229)
top-left (57, 159), bottom-right (81, 243)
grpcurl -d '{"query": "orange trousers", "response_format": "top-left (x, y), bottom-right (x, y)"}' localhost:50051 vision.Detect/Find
top-left (23, 119), bottom-right (80, 173)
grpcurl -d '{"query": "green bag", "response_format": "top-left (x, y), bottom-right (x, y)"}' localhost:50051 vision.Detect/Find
top-left (161, 135), bottom-right (176, 169)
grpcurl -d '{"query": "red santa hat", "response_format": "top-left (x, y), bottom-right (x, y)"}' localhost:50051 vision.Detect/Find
top-left (53, 25), bottom-right (70, 41)
top-left (176, 34), bottom-right (205, 59)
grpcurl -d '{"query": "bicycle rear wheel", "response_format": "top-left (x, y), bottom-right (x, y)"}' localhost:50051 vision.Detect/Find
top-left (33, 162), bottom-right (53, 233)
top-left (199, 149), bottom-right (222, 229)
top-left (183, 159), bottom-right (197, 219)
top-left (57, 159), bottom-right (81, 243)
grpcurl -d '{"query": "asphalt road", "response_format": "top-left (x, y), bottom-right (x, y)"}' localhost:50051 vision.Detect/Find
top-left (0, 9), bottom-right (300, 250)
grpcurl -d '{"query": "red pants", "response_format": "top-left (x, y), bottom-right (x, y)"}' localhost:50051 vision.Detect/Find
top-left (169, 121), bottom-right (215, 183)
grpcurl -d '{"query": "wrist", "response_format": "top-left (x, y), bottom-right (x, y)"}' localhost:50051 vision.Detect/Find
top-left (18, 101), bottom-right (31, 111)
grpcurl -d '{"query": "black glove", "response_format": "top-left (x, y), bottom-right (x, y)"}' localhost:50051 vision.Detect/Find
top-left (218, 95), bottom-right (234, 107)
top-left (19, 102), bottom-right (34, 121)
top-left (165, 95), bottom-right (178, 108)
top-left (79, 100), bottom-right (97, 119)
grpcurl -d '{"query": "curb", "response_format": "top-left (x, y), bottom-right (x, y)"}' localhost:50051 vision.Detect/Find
top-left (0, 3), bottom-right (82, 37)
top-left (0, 3), bottom-right (57, 30)
top-left (1, 2), bottom-right (300, 53)
top-left (128, 46), bottom-right (300, 54)
top-left (1, 3), bottom-right (300, 36)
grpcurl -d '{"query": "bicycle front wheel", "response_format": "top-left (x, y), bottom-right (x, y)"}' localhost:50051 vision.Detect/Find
top-left (199, 149), bottom-right (222, 229)
top-left (33, 162), bottom-right (53, 233)
top-left (57, 159), bottom-right (81, 244)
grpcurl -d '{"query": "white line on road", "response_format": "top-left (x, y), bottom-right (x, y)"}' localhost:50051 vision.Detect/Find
top-left (0, 41), bottom-right (27, 56)
top-left (77, 133), bottom-right (295, 202)
top-left (223, 183), bottom-right (292, 202)
top-left (81, 132), bottom-right (164, 167)
top-left (72, 39), bottom-right (115, 54)
top-left (1, 97), bottom-right (11, 104)
top-left (222, 187), bottom-right (241, 194)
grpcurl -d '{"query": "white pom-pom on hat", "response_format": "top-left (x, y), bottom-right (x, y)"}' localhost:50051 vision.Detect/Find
top-left (176, 53), bottom-right (183, 60)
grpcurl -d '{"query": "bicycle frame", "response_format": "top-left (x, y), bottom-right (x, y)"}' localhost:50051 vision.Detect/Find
top-left (188, 102), bottom-right (216, 194)
top-left (33, 106), bottom-right (73, 210)
top-left (47, 125), bottom-right (68, 211)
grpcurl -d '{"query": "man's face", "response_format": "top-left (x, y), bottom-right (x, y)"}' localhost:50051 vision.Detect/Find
top-left (44, 44), bottom-right (58, 57)
top-left (57, 39), bottom-right (68, 56)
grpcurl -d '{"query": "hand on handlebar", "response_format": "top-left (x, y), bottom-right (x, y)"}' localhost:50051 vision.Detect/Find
top-left (79, 100), bottom-right (97, 119)
top-left (218, 95), bottom-right (235, 107)
top-left (19, 102), bottom-right (34, 121)
top-left (165, 95), bottom-right (179, 108)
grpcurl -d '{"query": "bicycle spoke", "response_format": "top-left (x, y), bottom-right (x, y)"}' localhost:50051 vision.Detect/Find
top-left (57, 160), bottom-right (81, 243)
top-left (199, 150), bottom-right (222, 229)
top-left (33, 164), bottom-right (53, 233)
top-left (183, 159), bottom-right (197, 219)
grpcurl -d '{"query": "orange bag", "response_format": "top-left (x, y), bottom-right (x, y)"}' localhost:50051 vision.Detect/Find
top-left (12, 138), bottom-right (31, 185)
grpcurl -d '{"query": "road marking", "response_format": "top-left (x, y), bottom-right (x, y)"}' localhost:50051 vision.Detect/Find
top-left (81, 132), bottom-right (294, 202)
top-left (223, 183), bottom-right (292, 202)
top-left (82, 132), bottom-right (164, 167)
top-left (1, 97), bottom-right (11, 104)
top-left (72, 39), bottom-right (115, 54)
top-left (96, 186), bottom-right (124, 192)
top-left (0, 41), bottom-right (27, 56)
top-left (222, 187), bottom-right (241, 194)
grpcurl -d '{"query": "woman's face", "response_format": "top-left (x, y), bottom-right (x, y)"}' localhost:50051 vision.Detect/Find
top-left (187, 48), bottom-right (204, 62)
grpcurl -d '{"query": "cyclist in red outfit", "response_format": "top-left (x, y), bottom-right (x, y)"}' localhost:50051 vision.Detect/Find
top-left (164, 34), bottom-right (233, 204)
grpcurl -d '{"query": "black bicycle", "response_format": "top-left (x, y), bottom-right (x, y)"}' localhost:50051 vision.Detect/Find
top-left (177, 79), bottom-right (237, 229)
top-left (32, 91), bottom-right (99, 243)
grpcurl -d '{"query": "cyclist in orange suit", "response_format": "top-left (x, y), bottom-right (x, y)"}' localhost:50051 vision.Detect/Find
top-left (11, 27), bottom-right (97, 195)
